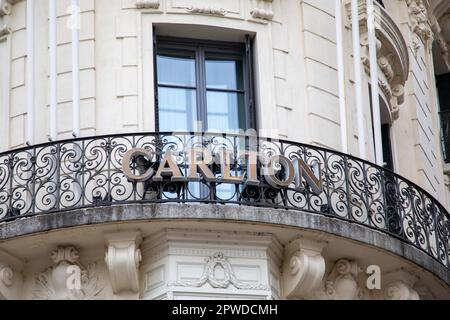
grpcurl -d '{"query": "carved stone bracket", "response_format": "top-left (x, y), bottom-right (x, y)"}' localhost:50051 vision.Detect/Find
top-left (281, 238), bottom-right (327, 299)
top-left (136, 0), bottom-right (160, 9)
top-left (34, 246), bottom-right (104, 300)
top-left (383, 269), bottom-right (420, 300)
top-left (0, 248), bottom-right (23, 300)
top-left (406, 0), bottom-right (433, 50)
top-left (318, 259), bottom-right (363, 300)
top-left (168, 252), bottom-right (269, 290)
top-left (0, 266), bottom-right (13, 287)
top-left (250, 0), bottom-right (274, 21)
top-left (104, 231), bottom-right (142, 295)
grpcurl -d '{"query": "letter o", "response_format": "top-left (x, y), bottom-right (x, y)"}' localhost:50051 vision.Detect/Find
top-left (264, 155), bottom-right (295, 188)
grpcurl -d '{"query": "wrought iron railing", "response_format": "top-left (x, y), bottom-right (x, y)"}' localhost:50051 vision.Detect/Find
top-left (440, 110), bottom-right (450, 163)
top-left (0, 132), bottom-right (449, 268)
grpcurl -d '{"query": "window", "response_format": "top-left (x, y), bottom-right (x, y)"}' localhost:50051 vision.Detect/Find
top-left (154, 36), bottom-right (255, 132)
top-left (437, 73), bottom-right (450, 163)
top-left (369, 85), bottom-right (394, 170)
top-left (381, 124), bottom-right (393, 170)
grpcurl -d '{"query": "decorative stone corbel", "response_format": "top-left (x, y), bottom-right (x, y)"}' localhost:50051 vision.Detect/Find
top-left (136, 0), bottom-right (160, 9)
top-left (321, 259), bottom-right (363, 300)
top-left (250, 0), bottom-right (274, 21)
top-left (104, 231), bottom-right (142, 295)
top-left (281, 238), bottom-right (327, 299)
top-left (0, 248), bottom-right (23, 300)
top-left (406, 0), bottom-right (432, 44)
top-left (383, 269), bottom-right (419, 300)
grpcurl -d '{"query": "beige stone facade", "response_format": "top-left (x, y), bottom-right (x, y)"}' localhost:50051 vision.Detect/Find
top-left (0, 0), bottom-right (449, 300)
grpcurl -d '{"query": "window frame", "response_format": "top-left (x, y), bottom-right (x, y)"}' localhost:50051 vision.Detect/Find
top-left (153, 35), bottom-right (256, 132)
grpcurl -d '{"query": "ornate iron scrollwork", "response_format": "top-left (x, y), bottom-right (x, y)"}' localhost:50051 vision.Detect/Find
top-left (0, 132), bottom-right (448, 270)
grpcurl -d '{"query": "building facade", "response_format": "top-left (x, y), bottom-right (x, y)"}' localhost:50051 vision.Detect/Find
top-left (0, 0), bottom-right (449, 300)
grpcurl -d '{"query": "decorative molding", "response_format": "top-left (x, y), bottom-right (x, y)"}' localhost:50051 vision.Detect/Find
top-left (104, 231), bottom-right (142, 294)
top-left (0, 249), bottom-right (24, 299)
top-left (33, 246), bottom-right (104, 300)
top-left (406, 0), bottom-right (432, 45)
top-left (186, 6), bottom-right (227, 17)
top-left (136, 0), bottom-right (160, 9)
top-left (353, 0), bottom-right (409, 121)
top-left (0, 0), bottom-right (12, 38)
top-left (383, 269), bottom-right (420, 300)
top-left (281, 238), bottom-right (327, 299)
top-left (168, 252), bottom-right (269, 290)
top-left (319, 259), bottom-right (363, 300)
top-left (142, 229), bottom-right (283, 265)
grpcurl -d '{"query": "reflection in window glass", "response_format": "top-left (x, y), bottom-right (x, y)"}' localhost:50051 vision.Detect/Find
top-left (206, 92), bottom-right (245, 132)
top-left (158, 87), bottom-right (196, 132)
top-left (206, 56), bottom-right (243, 90)
top-left (157, 53), bottom-right (196, 87)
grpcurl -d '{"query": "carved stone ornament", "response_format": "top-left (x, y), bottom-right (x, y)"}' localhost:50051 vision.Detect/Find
top-left (0, 0), bottom-right (12, 37)
top-left (353, 0), bottom-right (409, 121)
top-left (281, 238), bottom-right (327, 299)
top-left (104, 231), bottom-right (142, 294)
top-left (136, 0), bottom-right (160, 9)
top-left (34, 246), bottom-right (104, 300)
top-left (0, 249), bottom-right (23, 300)
top-left (318, 259), bottom-right (363, 300)
top-left (383, 269), bottom-right (419, 300)
top-left (250, 0), bottom-right (274, 21)
top-left (186, 6), bottom-right (227, 17)
top-left (0, 266), bottom-right (13, 287)
top-left (406, 0), bottom-right (433, 44)
top-left (168, 252), bottom-right (269, 290)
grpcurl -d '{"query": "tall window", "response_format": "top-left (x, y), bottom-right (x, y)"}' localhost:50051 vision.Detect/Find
top-left (437, 73), bottom-right (450, 163)
top-left (369, 85), bottom-right (394, 170)
top-left (154, 36), bottom-right (255, 132)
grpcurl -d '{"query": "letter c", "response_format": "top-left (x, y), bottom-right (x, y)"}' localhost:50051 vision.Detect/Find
top-left (122, 148), bottom-right (154, 182)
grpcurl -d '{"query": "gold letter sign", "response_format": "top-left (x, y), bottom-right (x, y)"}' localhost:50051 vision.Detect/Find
top-left (121, 147), bottom-right (323, 195)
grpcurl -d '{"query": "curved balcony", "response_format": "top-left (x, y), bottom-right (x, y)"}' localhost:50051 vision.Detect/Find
top-left (0, 132), bottom-right (449, 270)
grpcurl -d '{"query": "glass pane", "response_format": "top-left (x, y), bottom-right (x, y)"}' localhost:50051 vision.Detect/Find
top-left (158, 87), bottom-right (196, 132)
top-left (206, 91), bottom-right (245, 132)
top-left (157, 51), bottom-right (196, 87)
top-left (205, 54), bottom-right (243, 90)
